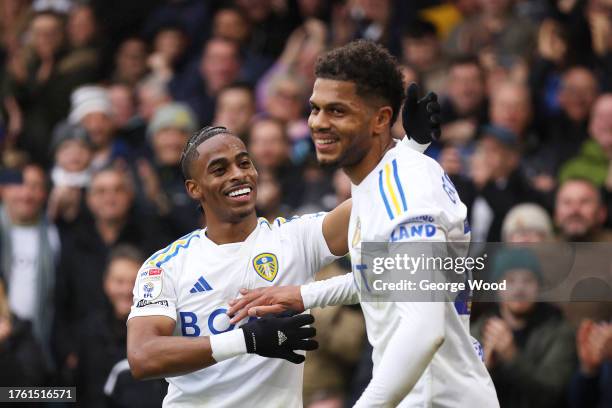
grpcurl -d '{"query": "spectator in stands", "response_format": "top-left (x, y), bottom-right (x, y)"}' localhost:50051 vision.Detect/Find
top-left (501, 203), bottom-right (554, 243)
top-left (171, 37), bottom-right (241, 126)
top-left (137, 102), bottom-right (201, 236)
top-left (112, 37), bottom-right (148, 87)
top-left (569, 319), bottom-right (612, 408)
top-left (109, 83), bottom-right (146, 150)
top-left (53, 167), bottom-right (169, 380)
top-left (47, 122), bottom-right (93, 223)
top-left (0, 278), bottom-right (49, 386)
top-left (0, 164), bottom-right (59, 367)
top-left (136, 75), bottom-right (172, 123)
top-left (147, 24), bottom-right (190, 84)
top-left (77, 245), bottom-right (166, 407)
top-left (559, 94), bottom-right (612, 188)
top-left (445, 0), bottom-right (536, 59)
top-left (468, 125), bottom-right (542, 241)
top-left (554, 178), bottom-right (611, 242)
top-left (6, 10), bottom-right (98, 166)
top-left (439, 55), bottom-right (488, 147)
top-left (262, 72), bottom-right (310, 145)
top-left (68, 85), bottom-right (131, 170)
top-left (472, 248), bottom-right (576, 408)
top-left (400, 19), bottom-right (447, 94)
top-left (213, 83), bottom-right (256, 141)
top-left (248, 117), bottom-right (304, 209)
top-left (534, 67), bottom-right (600, 180)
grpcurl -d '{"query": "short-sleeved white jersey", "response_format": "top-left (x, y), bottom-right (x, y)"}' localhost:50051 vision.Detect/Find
top-left (349, 139), bottom-right (499, 407)
top-left (128, 213), bottom-right (336, 408)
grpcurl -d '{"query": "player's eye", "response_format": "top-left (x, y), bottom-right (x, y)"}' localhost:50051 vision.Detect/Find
top-left (310, 105), bottom-right (320, 114)
top-left (331, 108), bottom-right (344, 116)
top-left (212, 167), bottom-right (225, 176)
top-left (239, 160), bottom-right (251, 168)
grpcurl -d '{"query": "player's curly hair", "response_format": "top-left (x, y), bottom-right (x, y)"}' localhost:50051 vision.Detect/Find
top-left (315, 40), bottom-right (405, 125)
top-left (180, 126), bottom-right (231, 180)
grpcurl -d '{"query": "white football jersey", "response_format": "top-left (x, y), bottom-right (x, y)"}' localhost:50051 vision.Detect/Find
top-left (349, 139), bottom-right (499, 407)
top-left (128, 213), bottom-right (336, 408)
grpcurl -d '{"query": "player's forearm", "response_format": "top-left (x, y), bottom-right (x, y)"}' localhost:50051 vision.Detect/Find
top-left (129, 335), bottom-right (218, 380)
top-left (300, 272), bottom-right (359, 309)
top-left (354, 303), bottom-right (445, 407)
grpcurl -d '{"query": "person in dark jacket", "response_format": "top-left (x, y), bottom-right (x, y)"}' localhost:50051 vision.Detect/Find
top-left (53, 167), bottom-right (170, 382)
top-left (472, 248), bottom-right (576, 408)
top-left (0, 278), bottom-right (48, 387)
top-left (77, 245), bottom-right (166, 408)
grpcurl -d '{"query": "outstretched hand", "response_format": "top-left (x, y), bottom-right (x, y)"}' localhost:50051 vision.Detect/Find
top-left (402, 83), bottom-right (441, 144)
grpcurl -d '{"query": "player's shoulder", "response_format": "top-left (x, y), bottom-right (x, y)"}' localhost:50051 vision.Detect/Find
top-left (142, 229), bottom-right (202, 270)
top-left (258, 212), bottom-right (327, 231)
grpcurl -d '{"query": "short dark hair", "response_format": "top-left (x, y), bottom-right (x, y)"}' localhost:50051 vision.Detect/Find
top-left (315, 40), bottom-right (405, 125)
top-left (180, 126), bottom-right (232, 180)
top-left (104, 244), bottom-right (145, 278)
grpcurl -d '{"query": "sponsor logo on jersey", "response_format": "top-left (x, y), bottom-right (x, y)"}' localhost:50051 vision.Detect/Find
top-left (139, 266), bottom-right (163, 299)
top-left (390, 223), bottom-right (437, 242)
top-left (253, 253), bottom-right (279, 282)
top-left (189, 276), bottom-right (213, 293)
top-left (136, 299), bottom-right (169, 308)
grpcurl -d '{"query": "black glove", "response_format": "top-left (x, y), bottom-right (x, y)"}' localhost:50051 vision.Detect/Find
top-left (241, 313), bottom-right (318, 364)
top-left (402, 82), bottom-right (441, 144)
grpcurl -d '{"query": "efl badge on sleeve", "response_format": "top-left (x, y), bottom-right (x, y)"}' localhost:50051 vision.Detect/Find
top-left (253, 253), bottom-right (279, 282)
top-left (139, 267), bottom-right (163, 299)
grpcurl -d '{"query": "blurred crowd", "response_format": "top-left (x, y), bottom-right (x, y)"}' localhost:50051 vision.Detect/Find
top-left (0, 0), bottom-right (611, 407)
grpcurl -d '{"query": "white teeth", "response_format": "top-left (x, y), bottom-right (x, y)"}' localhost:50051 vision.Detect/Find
top-left (228, 187), bottom-right (251, 197)
top-left (317, 139), bottom-right (336, 145)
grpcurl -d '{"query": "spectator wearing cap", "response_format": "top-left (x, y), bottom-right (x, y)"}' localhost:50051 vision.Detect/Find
top-left (471, 248), bottom-right (576, 408)
top-left (468, 125), bottom-right (543, 241)
top-left (0, 164), bottom-right (60, 369)
top-left (69, 85), bottom-right (131, 170)
top-left (47, 121), bottom-right (94, 223)
top-left (136, 103), bottom-right (202, 236)
top-left (502, 203), bottom-right (554, 243)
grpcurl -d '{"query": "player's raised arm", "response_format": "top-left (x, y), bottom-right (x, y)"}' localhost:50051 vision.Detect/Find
top-left (127, 312), bottom-right (318, 380)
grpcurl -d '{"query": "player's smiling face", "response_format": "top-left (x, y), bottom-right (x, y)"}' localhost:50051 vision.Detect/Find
top-left (308, 78), bottom-right (378, 168)
top-left (185, 133), bottom-right (258, 223)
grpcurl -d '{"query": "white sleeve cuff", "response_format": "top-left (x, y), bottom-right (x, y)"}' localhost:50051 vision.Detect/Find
top-left (210, 329), bottom-right (247, 362)
top-left (401, 135), bottom-right (430, 153)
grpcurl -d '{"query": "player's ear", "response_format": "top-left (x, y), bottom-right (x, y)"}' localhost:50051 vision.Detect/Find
top-left (185, 179), bottom-right (202, 201)
top-left (373, 106), bottom-right (393, 135)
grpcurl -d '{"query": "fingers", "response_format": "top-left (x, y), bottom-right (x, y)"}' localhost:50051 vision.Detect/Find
top-left (422, 91), bottom-right (438, 105)
top-left (406, 82), bottom-right (419, 102)
top-left (289, 339), bottom-right (319, 351)
top-left (294, 326), bottom-right (316, 339)
top-left (281, 350), bottom-right (306, 364)
top-left (287, 313), bottom-right (315, 328)
top-left (248, 305), bottom-right (289, 319)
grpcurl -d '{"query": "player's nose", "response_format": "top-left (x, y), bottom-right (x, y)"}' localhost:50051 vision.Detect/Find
top-left (308, 110), bottom-right (330, 132)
